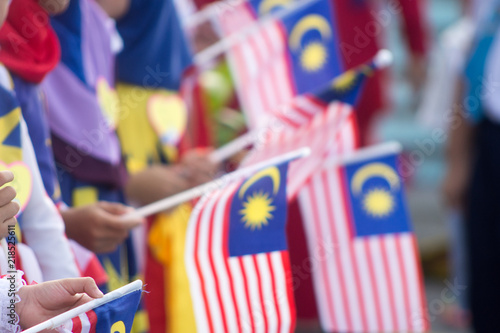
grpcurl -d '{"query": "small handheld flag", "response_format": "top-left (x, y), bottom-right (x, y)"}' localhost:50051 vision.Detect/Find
top-left (298, 142), bottom-right (429, 332)
top-left (22, 280), bottom-right (143, 333)
top-left (185, 160), bottom-right (296, 332)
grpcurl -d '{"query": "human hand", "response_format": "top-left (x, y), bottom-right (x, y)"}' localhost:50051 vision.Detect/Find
top-left (179, 148), bottom-right (220, 187)
top-left (38, 0), bottom-right (70, 14)
top-left (62, 202), bottom-right (144, 254)
top-left (17, 277), bottom-right (103, 331)
top-left (0, 171), bottom-right (20, 239)
top-left (125, 165), bottom-right (192, 206)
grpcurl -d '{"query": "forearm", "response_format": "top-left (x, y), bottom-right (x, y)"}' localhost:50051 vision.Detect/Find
top-left (95, 0), bottom-right (130, 19)
top-left (20, 122), bottom-right (79, 281)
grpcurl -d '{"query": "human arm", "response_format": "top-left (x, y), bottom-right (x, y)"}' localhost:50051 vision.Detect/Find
top-left (124, 149), bottom-right (219, 206)
top-left (19, 121), bottom-right (80, 281)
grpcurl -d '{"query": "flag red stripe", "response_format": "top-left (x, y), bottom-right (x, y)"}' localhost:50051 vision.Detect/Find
top-left (71, 316), bottom-right (82, 333)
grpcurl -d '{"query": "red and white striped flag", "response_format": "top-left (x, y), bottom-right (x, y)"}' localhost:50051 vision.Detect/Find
top-left (297, 143), bottom-right (429, 332)
top-left (185, 161), bottom-right (296, 332)
top-left (213, 0), bottom-right (342, 129)
top-left (243, 101), bottom-right (358, 199)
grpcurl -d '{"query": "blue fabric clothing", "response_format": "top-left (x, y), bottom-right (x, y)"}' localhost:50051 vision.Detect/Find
top-left (116, 0), bottom-right (193, 90)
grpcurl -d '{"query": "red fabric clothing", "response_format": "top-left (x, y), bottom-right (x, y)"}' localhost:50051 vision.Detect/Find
top-left (0, 0), bottom-right (60, 83)
top-left (331, 0), bottom-right (428, 145)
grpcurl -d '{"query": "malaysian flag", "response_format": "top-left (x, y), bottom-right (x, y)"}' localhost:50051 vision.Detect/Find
top-left (185, 161), bottom-right (296, 332)
top-left (216, 0), bottom-right (342, 129)
top-left (57, 283), bottom-right (142, 333)
top-left (298, 142), bottom-right (429, 332)
top-left (215, 0), bottom-right (298, 35)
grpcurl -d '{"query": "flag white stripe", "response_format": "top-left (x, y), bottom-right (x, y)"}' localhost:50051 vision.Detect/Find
top-left (79, 313), bottom-right (91, 333)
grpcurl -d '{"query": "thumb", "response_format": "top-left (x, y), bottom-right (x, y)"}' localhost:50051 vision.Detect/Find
top-left (98, 201), bottom-right (132, 216)
top-left (59, 277), bottom-right (104, 299)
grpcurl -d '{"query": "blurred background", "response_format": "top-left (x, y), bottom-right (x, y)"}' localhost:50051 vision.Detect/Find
top-left (379, 0), bottom-right (468, 331)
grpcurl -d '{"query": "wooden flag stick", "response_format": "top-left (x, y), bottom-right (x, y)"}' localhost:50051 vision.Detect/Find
top-left (22, 280), bottom-right (143, 333)
top-left (122, 147), bottom-right (310, 220)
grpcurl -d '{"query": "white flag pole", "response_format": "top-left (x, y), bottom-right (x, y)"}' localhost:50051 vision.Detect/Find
top-left (122, 147), bottom-right (310, 220)
top-left (22, 280), bottom-right (143, 333)
top-left (208, 131), bottom-right (255, 163)
top-left (323, 141), bottom-right (403, 170)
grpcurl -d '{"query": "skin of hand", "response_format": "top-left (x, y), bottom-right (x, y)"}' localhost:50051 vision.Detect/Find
top-left (125, 165), bottom-right (192, 206)
top-left (0, 171), bottom-right (20, 239)
top-left (61, 202), bottom-right (144, 254)
top-left (95, 0), bottom-right (130, 19)
top-left (124, 149), bottom-right (220, 207)
top-left (179, 148), bottom-right (220, 187)
top-left (0, 0), bottom-right (9, 25)
top-left (17, 277), bottom-right (103, 331)
top-left (38, 0), bottom-right (70, 14)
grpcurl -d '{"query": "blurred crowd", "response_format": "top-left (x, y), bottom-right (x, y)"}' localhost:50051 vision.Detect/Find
top-left (0, 0), bottom-right (500, 332)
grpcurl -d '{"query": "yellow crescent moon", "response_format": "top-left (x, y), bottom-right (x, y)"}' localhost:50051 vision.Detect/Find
top-left (239, 166), bottom-right (281, 198)
top-left (258, 0), bottom-right (293, 15)
top-left (289, 14), bottom-right (332, 51)
top-left (351, 163), bottom-right (400, 196)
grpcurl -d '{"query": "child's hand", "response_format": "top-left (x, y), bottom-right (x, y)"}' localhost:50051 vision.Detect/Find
top-left (0, 171), bottom-right (19, 239)
top-left (17, 277), bottom-right (103, 331)
top-left (38, 0), bottom-right (70, 14)
top-left (61, 202), bottom-right (144, 254)
top-left (125, 165), bottom-right (192, 206)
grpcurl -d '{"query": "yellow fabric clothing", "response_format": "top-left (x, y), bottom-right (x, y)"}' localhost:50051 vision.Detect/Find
top-left (116, 83), bottom-right (195, 332)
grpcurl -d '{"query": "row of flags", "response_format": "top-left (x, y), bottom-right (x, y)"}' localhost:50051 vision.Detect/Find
top-left (24, 0), bottom-right (429, 332)
top-left (189, 0), bottom-right (428, 330)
